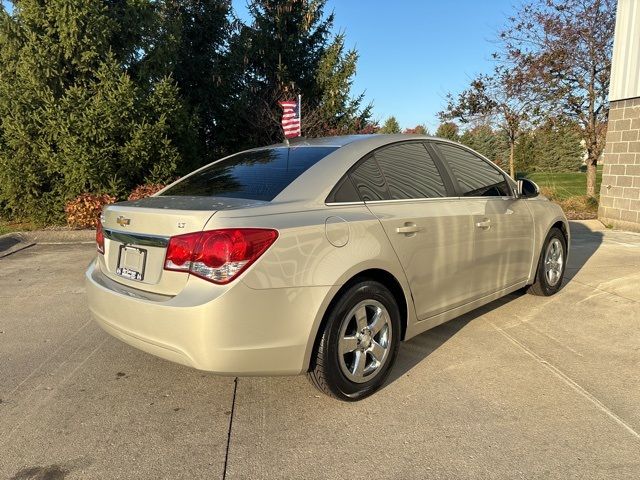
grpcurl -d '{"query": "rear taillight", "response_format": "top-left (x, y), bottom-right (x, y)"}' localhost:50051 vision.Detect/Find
top-left (164, 228), bottom-right (278, 284)
top-left (96, 220), bottom-right (105, 254)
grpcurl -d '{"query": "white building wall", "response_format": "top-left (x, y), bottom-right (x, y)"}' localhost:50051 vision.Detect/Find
top-left (609, 0), bottom-right (640, 101)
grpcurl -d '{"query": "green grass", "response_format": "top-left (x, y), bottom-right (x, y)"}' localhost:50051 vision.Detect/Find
top-left (524, 166), bottom-right (603, 200)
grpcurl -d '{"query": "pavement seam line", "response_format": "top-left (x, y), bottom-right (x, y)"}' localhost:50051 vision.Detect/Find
top-left (490, 322), bottom-right (640, 442)
top-left (520, 320), bottom-right (584, 357)
top-left (222, 377), bottom-right (238, 480)
top-left (568, 278), bottom-right (639, 304)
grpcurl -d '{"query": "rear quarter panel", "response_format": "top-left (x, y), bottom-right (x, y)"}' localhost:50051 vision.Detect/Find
top-left (204, 204), bottom-right (410, 291)
top-left (203, 203), bottom-right (417, 367)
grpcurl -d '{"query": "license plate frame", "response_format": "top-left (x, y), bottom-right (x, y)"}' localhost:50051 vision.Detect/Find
top-left (116, 245), bottom-right (147, 282)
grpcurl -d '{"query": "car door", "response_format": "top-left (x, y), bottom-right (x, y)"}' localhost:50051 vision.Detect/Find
top-left (432, 142), bottom-right (535, 299)
top-left (349, 141), bottom-right (478, 321)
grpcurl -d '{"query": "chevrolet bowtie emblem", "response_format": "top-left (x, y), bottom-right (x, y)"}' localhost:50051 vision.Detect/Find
top-left (116, 216), bottom-right (131, 227)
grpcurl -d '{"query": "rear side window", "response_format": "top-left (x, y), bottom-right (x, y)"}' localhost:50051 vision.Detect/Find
top-left (330, 176), bottom-right (360, 203)
top-left (161, 146), bottom-right (338, 201)
top-left (349, 156), bottom-right (389, 201)
top-left (436, 144), bottom-right (511, 197)
top-left (374, 143), bottom-right (447, 199)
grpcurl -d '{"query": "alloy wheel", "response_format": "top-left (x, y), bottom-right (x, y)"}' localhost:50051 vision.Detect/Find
top-left (337, 299), bottom-right (392, 384)
top-left (544, 237), bottom-right (564, 287)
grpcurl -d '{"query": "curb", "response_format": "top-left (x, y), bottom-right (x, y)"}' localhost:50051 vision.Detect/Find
top-left (0, 229), bottom-right (94, 258)
top-left (0, 233), bottom-right (36, 258)
top-left (568, 219), bottom-right (607, 232)
top-left (23, 229), bottom-right (95, 244)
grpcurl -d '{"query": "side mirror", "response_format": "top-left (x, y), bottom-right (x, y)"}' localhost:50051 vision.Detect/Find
top-left (517, 178), bottom-right (540, 198)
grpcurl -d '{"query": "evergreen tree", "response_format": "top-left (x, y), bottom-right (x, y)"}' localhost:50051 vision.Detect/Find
top-left (304, 33), bottom-right (372, 137)
top-left (513, 130), bottom-right (537, 175)
top-left (459, 125), bottom-right (506, 166)
top-left (0, 0), bottom-right (186, 223)
top-left (435, 122), bottom-right (459, 141)
top-left (136, 0), bottom-right (234, 166)
top-left (225, 0), bottom-right (370, 149)
top-left (0, 0), bottom-right (371, 223)
top-left (533, 121), bottom-right (583, 173)
top-left (379, 116), bottom-right (401, 134)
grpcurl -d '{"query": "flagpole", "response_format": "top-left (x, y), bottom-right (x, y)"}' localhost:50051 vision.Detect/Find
top-left (298, 94), bottom-right (302, 137)
top-left (283, 100), bottom-right (290, 146)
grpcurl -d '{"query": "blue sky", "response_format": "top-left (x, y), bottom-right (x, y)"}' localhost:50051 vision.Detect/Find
top-left (233, 0), bottom-right (519, 131)
top-left (2, 0), bottom-right (518, 130)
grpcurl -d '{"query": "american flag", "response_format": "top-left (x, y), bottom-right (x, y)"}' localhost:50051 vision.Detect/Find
top-left (279, 99), bottom-right (301, 139)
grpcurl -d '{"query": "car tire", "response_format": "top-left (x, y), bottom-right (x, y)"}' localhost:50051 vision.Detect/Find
top-left (307, 280), bottom-right (401, 401)
top-left (528, 227), bottom-right (567, 296)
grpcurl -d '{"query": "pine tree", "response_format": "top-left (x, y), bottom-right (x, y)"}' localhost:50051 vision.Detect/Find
top-left (305, 33), bottom-right (372, 136)
top-left (533, 121), bottom-right (583, 173)
top-left (459, 125), bottom-right (505, 165)
top-left (135, 0), bottom-right (234, 165)
top-left (379, 116), bottom-right (401, 134)
top-left (225, 0), bottom-right (370, 149)
top-left (435, 122), bottom-right (459, 141)
top-left (513, 130), bottom-right (537, 175)
top-left (0, 0), bottom-right (186, 223)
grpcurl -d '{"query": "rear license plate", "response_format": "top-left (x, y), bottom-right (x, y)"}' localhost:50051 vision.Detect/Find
top-left (116, 245), bottom-right (147, 281)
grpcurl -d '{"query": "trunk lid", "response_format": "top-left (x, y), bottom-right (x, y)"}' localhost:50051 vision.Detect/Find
top-left (99, 196), bottom-right (264, 295)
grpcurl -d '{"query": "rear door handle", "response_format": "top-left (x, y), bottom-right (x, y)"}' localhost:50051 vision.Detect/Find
top-left (396, 223), bottom-right (422, 235)
top-left (475, 219), bottom-right (491, 229)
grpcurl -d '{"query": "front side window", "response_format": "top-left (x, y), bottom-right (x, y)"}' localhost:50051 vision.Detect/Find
top-left (161, 146), bottom-right (338, 201)
top-left (436, 144), bottom-right (511, 197)
top-left (374, 143), bottom-right (447, 199)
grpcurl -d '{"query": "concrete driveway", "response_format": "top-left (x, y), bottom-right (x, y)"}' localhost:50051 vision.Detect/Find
top-left (1, 222), bottom-right (639, 479)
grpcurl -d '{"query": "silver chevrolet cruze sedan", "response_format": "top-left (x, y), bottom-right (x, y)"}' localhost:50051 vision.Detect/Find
top-left (86, 134), bottom-right (569, 400)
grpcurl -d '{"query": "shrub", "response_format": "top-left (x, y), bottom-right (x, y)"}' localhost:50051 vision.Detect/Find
top-left (128, 184), bottom-right (166, 201)
top-left (64, 193), bottom-right (116, 229)
top-left (539, 186), bottom-right (558, 201)
top-left (558, 195), bottom-right (598, 220)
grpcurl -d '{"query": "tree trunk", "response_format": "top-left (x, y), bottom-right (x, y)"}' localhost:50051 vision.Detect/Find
top-left (586, 156), bottom-right (597, 197)
top-left (509, 140), bottom-right (515, 179)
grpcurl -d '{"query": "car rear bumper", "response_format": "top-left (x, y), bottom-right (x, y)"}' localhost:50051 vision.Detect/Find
top-left (85, 259), bottom-right (331, 375)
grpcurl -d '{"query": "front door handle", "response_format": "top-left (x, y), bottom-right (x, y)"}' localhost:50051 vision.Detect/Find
top-left (396, 223), bottom-right (422, 235)
top-left (475, 219), bottom-right (491, 229)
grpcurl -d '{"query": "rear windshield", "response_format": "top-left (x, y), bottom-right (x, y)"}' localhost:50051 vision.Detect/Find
top-left (160, 146), bottom-right (338, 201)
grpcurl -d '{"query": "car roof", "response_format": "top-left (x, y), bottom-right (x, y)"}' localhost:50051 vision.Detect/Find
top-left (272, 134), bottom-right (440, 205)
top-left (264, 133), bottom-right (455, 149)
top-left (204, 134), bottom-right (514, 217)
top-left (270, 134), bottom-right (513, 207)
top-left (264, 135), bottom-right (373, 148)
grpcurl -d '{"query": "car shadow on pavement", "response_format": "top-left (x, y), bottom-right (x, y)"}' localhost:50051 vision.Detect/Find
top-left (565, 221), bottom-right (604, 281)
top-left (384, 291), bottom-right (525, 388)
top-left (383, 221), bottom-right (605, 389)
